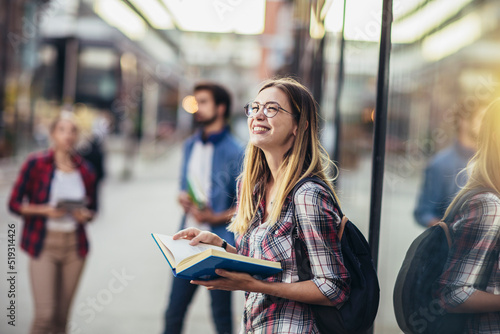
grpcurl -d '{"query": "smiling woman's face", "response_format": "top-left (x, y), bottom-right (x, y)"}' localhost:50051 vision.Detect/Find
top-left (247, 87), bottom-right (297, 154)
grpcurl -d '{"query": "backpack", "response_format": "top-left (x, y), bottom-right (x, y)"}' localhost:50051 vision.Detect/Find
top-left (291, 176), bottom-right (380, 334)
top-left (393, 188), bottom-right (493, 334)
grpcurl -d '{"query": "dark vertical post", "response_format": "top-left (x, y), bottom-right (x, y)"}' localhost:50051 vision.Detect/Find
top-left (311, 36), bottom-right (325, 105)
top-left (0, 0), bottom-right (11, 149)
top-left (62, 37), bottom-right (79, 104)
top-left (291, 28), bottom-right (302, 76)
top-left (332, 0), bottom-right (346, 170)
top-left (368, 0), bottom-right (393, 270)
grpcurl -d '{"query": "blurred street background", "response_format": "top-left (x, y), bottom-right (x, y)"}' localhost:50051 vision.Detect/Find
top-left (1, 0), bottom-right (500, 333)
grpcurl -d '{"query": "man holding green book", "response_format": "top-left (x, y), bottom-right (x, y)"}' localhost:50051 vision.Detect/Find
top-left (164, 82), bottom-right (244, 334)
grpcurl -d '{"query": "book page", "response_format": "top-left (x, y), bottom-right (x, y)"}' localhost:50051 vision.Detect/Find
top-left (156, 234), bottom-right (226, 265)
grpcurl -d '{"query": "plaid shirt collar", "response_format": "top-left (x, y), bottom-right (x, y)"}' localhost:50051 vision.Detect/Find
top-left (43, 148), bottom-right (85, 167)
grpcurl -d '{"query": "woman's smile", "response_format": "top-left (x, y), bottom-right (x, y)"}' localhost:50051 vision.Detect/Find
top-left (252, 125), bottom-right (271, 134)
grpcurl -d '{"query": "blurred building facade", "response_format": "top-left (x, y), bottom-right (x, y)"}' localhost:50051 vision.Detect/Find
top-left (0, 0), bottom-right (183, 157)
top-left (0, 0), bottom-right (297, 157)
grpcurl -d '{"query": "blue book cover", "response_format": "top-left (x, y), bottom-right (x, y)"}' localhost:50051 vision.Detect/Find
top-left (152, 233), bottom-right (282, 280)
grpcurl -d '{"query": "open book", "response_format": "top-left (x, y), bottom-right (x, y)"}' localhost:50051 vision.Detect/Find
top-left (152, 233), bottom-right (282, 280)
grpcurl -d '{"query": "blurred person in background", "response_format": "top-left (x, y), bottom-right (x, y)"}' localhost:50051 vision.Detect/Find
top-left (8, 112), bottom-right (97, 334)
top-left (414, 103), bottom-right (486, 227)
top-left (79, 109), bottom-right (111, 210)
top-left (163, 82), bottom-right (244, 334)
top-left (436, 100), bottom-right (500, 333)
top-left (172, 78), bottom-right (350, 333)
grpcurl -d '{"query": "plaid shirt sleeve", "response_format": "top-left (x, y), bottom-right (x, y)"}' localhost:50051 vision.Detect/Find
top-left (437, 192), bottom-right (500, 308)
top-left (294, 183), bottom-right (351, 306)
top-left (8, 155), bottom-right (37, 215)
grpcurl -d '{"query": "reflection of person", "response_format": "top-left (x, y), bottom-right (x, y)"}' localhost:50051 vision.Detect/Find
top-left (173, 78), bottom-right (350, 333)
top-left (437, 100), bottom-right (500, 332)
top-left (8, 113), bottom-right (97, 334)
top-left (414, 105), bottom-right (485, 227)
top-left (164, 83), bottom-right (244, 334)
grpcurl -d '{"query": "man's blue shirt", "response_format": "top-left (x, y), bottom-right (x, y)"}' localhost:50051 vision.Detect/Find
top-left (179, 126), bottom-right (244, 244)
top-left (414, 141), bottom-right (475, 227)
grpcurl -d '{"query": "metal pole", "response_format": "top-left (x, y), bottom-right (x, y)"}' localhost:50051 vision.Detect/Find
top-left (332, 0), bottom-right (346, 170)
top-left (368, 0), bottom-right (393, 270)
top-left (0, 0), bottom-right (11, 149)
top-left (312, 36), bottom-right (325, 105)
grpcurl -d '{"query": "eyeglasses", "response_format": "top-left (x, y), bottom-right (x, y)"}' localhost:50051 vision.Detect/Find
top-left (244, 102), bottom-right (294, 118)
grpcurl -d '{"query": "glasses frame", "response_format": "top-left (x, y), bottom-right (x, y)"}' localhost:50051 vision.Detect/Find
top-left (244, 101), bottom-right (295, 118)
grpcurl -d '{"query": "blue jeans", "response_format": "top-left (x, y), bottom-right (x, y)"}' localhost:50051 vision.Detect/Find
top-left (164, 276), bottom-right (232, 334)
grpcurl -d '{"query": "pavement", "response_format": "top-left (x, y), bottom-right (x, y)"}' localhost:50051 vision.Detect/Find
top-left (0, 141), bottom-right (427, 334)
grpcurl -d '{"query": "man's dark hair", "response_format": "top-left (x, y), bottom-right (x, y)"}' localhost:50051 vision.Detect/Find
top-left (194, 82), bottom-right (232, 120)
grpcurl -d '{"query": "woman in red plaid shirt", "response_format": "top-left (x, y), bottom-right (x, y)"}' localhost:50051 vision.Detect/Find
top-left (437, 100), bottom-right (500, 332)
top-left (173, 78), bottom-right (350, 333)
top-left (8, 113), bottom-right (97, 334)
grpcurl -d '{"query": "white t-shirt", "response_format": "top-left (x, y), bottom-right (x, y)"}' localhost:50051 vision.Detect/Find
top-left (184, 140), bottom-right (214, 231)
top-left (46, 169), bottom-right (86, 232)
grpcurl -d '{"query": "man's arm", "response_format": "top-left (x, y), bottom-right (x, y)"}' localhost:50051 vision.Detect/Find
top-left (189, 206), bottom-right (236, 226)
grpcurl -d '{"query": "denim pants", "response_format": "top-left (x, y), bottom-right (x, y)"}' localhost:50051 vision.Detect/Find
top-left (164, 276), bottom-right (232, 334)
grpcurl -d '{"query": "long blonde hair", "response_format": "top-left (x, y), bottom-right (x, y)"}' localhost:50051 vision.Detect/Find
top-left (228, 78), bottom-right (339, 235)
top-left (444, 100), bottom-right (500, 220)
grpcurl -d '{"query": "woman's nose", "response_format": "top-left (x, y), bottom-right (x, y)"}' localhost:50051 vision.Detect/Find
top-left (254, 107), bottom-right (266, 120)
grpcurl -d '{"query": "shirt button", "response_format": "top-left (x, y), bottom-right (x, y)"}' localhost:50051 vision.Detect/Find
top-left (275, 230), bottom-right (279, 235)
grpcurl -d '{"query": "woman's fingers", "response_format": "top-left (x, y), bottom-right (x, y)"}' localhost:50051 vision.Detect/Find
top-left (191, 278), bottom-right (228, 290)
top-left (191, 278), bottom-right (220, 287)
top-left (214, 269), bottom-right (230, 277)
top-left (189, 231), bottom-right (210, 245)
top-left (190, 270), bottom-right (254, 292)
top-left (172, 229), bottom-right (221, 248)
top-left (189, 231), bottom-right (221, 246)
top-left (172, 228), bottom-right (200, 240)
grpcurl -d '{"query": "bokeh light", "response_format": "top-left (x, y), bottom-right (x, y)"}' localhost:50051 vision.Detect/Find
top-left (182, 95), bottom-right (198, 114)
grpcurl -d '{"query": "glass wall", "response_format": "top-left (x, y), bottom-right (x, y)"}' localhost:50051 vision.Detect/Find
top-left (323, 0), bottom-right (500, 332)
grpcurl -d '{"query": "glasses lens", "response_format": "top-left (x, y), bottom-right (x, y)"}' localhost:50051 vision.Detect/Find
top-left (244, 102), bottom-right (260, 117)
top-left (244, 103), bottom-right (251, 117)
top-left (265, 102), bottom-right (280, 118)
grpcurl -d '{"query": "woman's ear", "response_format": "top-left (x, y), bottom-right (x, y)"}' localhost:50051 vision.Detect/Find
top-left (292, 120), bottom-right (308, 136)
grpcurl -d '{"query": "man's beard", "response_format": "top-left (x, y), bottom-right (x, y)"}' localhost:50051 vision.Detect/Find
top-left (194, 113), bottom-right (218, 127)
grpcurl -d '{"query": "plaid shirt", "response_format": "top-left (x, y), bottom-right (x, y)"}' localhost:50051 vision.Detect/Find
top-left (437, 192), bottom-right (500, 333)
top-left (8, 150), bottom-right (97, 258)
top-left (235, 180), bottom-right (350, 334)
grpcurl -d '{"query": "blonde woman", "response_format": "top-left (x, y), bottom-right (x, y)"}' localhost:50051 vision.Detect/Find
top-left (9, 113), bottom-right (96, 334)
top-left (437, 101), bottom-right (500, 333)
top-left (173, 78), bottom-right (350, 333)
